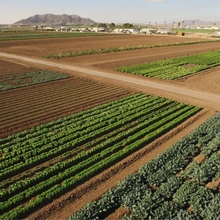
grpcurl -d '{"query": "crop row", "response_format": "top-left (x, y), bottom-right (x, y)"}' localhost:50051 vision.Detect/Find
top-left (0, 93), bottom-right (201, 219)
top-left (118, 50), bottom-right (220, 80)
top-left (0, 70), bottom-right (70, 90)
top-left (0, 32), bottom-right (103, 41)
top-left (45, 40), bottom-right (220, 59)
top-left (70, 113), bottom-right (220, 220)
top-left (0, 88), bottom-right (128, 125)
top-left (0, 79), bottom-right (105, 110)
top-left (0, 93), bottom-right (141, 146)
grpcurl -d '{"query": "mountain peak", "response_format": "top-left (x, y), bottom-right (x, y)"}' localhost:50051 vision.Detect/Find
top-left (14, 14), bottom-right (96, 26)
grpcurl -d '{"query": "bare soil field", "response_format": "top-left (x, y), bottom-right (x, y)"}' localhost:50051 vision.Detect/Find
top-left (0, 35), bottom-right (220, 220)
top-left (56, 42), bottom-right (220, 68)
top-left (0, 34), bottom-right (212, 57)
top-left (176, 66), bottom-right (220, 94)
top-left (0, 58), bottom-right (38, 76)
top-left (0, 76), bottom-right (131, 138)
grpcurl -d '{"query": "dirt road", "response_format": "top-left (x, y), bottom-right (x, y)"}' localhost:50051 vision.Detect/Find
top-left (0, 52), bottom-right (220, 109)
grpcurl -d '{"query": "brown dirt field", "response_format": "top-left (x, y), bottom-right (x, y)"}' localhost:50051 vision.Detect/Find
top-left (0, 58), bottom-right (38, 76)
top-left (176, 67), bottom-right (220, 94)
top-left (57, 42), bottom-right (220, 68)
top-left (0, 76), bottom-right (132, 138)
top-left (0, 34), bottom-right (212, 57)
top-left (26, 109), bottom-right (215, 220)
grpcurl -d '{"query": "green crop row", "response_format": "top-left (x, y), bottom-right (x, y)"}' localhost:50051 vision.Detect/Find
top-left (0, 32), bottom-right (105, 41)
top-left (0, 70), bottom-right (70, 90)
top-left (69, 113), bottom-right (220, 220)
top-left (118, 50), bottom-right (220, 80)
top-left (0, 93), bottom-right (201, 219)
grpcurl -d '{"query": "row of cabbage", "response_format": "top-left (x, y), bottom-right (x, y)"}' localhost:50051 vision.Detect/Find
top-left (118, 50), bottom-right (220, 80)
top-left (0, 70), bottom-right (70, 90)
top-left (0, 93), bottom-right (201, 219)
top-left (69, 112), bottom-right (220, 220)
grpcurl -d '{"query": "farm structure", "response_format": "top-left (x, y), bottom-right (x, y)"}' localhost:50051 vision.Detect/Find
top-left (140, 28), bottom-right (158, 34)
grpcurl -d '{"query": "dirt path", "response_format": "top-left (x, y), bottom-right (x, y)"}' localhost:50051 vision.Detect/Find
top-left (0, 52), bottom-right (220, 111)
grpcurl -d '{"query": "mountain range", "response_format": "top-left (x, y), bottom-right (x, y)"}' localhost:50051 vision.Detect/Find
top-left (14, 14), bottom-right (96, 26)
top-left (174, 19), bottom-right (220, 26)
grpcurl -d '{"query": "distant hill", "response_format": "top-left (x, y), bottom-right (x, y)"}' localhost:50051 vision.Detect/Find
top-left (178, 19), bottom-right (220, 26)
top-left (14, 14), bottom-right (96, 26)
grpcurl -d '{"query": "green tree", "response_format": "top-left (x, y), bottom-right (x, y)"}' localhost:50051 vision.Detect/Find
top-left (98, 23), bottom-right (107, 28)
top-left (109, 23), bottom-right (116, 28)
top-left (123, 23), bottom-right (133, 28)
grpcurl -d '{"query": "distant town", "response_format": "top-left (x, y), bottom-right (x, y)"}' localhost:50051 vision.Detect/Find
top-left (1, 22), bottom-right (220, 37)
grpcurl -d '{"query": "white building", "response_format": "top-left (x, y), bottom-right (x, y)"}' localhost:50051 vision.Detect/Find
top-left (92, 27), bottom-right (106, 32)
top-left (157, 29), bottom-right (174, 34)
top-left (140, 28), bottom-right (157, 34)
top-left (112, 28), bottom-right (124, 33)
top-left (213, 31), bottom-right (220, 35)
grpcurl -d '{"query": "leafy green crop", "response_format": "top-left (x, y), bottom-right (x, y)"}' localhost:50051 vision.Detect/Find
top-left (0, 70), bottom-right (70, 90)
top-left (118, 50), bottom-right (220, 80)
top-left (0, 93), bottom-right (200, 219)
top-left (69, 113), bottom-right (220, 220)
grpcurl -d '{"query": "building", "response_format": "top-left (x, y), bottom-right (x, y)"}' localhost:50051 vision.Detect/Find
top-left (140, 28), bottom-right (157, 34)
top-left (112, 28), bottom-right (124, 33)
top-left (157, 29), bottom-right (174, 34)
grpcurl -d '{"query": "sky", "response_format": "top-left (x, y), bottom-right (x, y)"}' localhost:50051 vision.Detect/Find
top-left (0, 0), bottom-right (220, 24)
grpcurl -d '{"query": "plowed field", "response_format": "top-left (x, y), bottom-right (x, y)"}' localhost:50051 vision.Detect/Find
top-left (0, 76), bottom-right (131, 138)
top-left (0, 34), bottom-right (211, 57)
top-left (0, 59), bottom-right (39, 76)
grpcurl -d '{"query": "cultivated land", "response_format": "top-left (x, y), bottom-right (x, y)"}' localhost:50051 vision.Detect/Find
top-left (0, 33), bottom-right (220, 219)
top-left (0, 34), bottom-right (215, 57)
top-left (0, 31), bottom-right (105, 41)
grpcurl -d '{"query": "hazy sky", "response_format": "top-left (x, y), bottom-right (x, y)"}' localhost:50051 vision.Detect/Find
top-left (0, 0), bottom-right (220, 24)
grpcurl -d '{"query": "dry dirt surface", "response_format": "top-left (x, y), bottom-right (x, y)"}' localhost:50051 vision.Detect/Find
top-left (176, 66), bottom-right (220, 94)
top-left (0, 76), bottom-right (131, 138)
top-left (0, 58), bottom-right (39, 76)
top-left (0, 34), bottom-right (212, 57)
top-left (57, 42), bottom-right (220, 68)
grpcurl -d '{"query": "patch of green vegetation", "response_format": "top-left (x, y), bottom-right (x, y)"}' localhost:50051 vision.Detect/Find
top-left (0, 31), bottom-right (107, 41)
top-left (174, 28), bottom-right (216, 34)
top-left (0, 70), bottom-right (70, 90)
top-left (118, 50), bottom-right (220, 80)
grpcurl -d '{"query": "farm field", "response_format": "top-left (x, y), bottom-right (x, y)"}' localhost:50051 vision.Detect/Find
top-left (118, 50), bottom-right (220, 80)
top-left (0, 77), bottom-right (131, 138)
top-left (0, 34), bottom-right (216, 57)
top-left (0, 70), bottom-right (70, 90)
top-left (0, 34), bottom-right (220, 220)
top-left (70, 113), bottom-right (220, 220)
top-left (177, 67), bottom-right (220, 94)
top-left (0, 59), bottom-right (40, 76)
top-left (0, 93), bottom-right (201, 219)
top-left (0, 31), bottom-right (106, 41)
